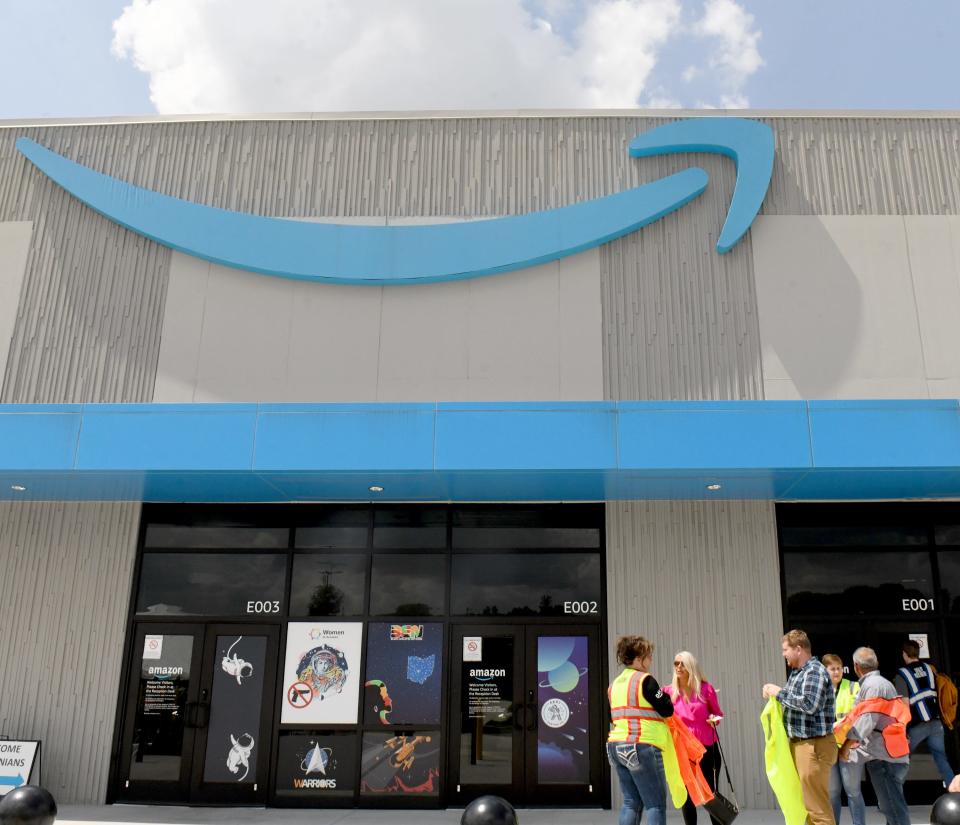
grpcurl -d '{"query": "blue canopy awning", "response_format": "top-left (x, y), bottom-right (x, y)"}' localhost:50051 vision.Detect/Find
top-left (1, 400), bottom-right (959, 502)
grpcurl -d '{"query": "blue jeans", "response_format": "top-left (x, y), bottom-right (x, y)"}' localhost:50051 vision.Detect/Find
top-left (908, 719), bottom-right (955, 784)
top-left (829, 757), bottom-right (866, 825)
top-left (607, 742), bottom-right (668, 825)
top-left (865, 760), bottom-right (910, 825)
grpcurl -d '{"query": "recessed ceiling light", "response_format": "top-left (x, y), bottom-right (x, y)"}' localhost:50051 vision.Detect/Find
top-left (10, 484), bottom-right (27, 492)
top-left (706, 483), bottom-right (722, 491)
top-left (368, 485), bottom-right (384, 493)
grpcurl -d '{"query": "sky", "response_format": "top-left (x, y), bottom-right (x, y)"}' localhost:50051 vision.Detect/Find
top-left (1, 0), bottom-right (959, 119)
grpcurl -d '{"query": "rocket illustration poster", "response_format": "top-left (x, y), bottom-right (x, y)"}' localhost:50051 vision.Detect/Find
top-left (363, 623), bottom-right (443, 726)
top-left (281, 622), bottom-right (363, 724)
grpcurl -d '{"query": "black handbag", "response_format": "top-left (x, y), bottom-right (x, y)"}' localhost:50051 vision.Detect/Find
top-left (702, 729), bottom-right (740, 825)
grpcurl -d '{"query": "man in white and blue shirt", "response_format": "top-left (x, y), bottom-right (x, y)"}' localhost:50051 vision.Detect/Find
top-left (895, 639), bottom-right (955, 785)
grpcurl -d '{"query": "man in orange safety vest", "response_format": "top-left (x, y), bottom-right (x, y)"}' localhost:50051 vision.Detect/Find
top-left (834, 647), bottom-right (911, 825)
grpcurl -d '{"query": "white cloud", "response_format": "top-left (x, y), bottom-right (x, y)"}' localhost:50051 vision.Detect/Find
top-left (111, 0), bottom-right (762, 114)
top-left (681, 65), bottom-right (700, 83)
top-left (694, 0), bottom-right (763, 102)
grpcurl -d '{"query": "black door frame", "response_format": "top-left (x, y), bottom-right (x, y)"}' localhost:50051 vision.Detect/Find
top-left (115, 622), bottom-right (279, 805)
top-left (448, 623), bottom-right (604, 807)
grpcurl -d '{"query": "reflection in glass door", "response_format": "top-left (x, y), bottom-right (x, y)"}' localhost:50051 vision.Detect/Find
top-left (116, 623), bottom-right (279, 804)
top-left (449, 625), bottom-right (602, 807)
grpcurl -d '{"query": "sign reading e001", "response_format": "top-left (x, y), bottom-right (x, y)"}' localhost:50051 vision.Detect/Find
top-left (902, 598), bottom-right (935, 612)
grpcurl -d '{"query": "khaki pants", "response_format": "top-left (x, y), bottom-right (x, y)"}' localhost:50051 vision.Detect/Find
top-left (790, 734), bottom-right (838, 825)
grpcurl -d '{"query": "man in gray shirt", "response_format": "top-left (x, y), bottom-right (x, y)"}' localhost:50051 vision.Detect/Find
top-left (837, 647), bottom-right (911, 825)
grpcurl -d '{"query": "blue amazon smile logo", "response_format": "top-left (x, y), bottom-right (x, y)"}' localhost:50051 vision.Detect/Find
top-left (16, 118), bottom-right (772, 286)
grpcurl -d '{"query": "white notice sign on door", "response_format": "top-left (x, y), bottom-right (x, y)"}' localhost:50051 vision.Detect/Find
top-left (143, 635), bottom-right (163, 660)
top-left (909, 633), bottom-right (930, 659)
top-left (463, 636), bottom-right (482, 662)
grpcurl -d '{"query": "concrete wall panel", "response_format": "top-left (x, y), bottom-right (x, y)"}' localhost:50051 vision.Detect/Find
top-left (754, 215), bottom-right (960, 400)
top-left (605, 500), bottom-right (782, 809)
top-left (156, 246), bottom-right (602, 402)
top-left (0, 501), bottom-right (140, 804)
top-left (0, 222), bottom-right (31, 389)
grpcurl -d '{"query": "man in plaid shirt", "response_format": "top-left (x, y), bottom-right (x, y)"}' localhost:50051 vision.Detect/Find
top-left (764, 629), bottom-right (837, 825)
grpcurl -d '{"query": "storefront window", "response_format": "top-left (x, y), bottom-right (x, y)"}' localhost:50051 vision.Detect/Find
top-left (144, 525), bottom-right (289, 549)
top-left (369, 554), bottom-right (446, 616)
top-left (450, 553), bottom-right (601, 617)
top-left (780, 525), bottom-right (927, 547)
top-left (452, 506), bottom-right (601, 549)
top-left (783, 550), bottom-right (934, 616)
top-left (136, 553), bottom-right (287, 616)
top-left (289, 554), bottom-right (367, 616)
top-left (295, 510), bottom-right (369, 549)
top-left (938, 552), bottom-right (960, 613)
top-left (373, 509), bottom-right (446, 549)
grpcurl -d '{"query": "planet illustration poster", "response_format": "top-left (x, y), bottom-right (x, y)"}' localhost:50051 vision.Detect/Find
top-left (537, 635), bottom-right (589, 783)
top-left (363, 623), bottom-right (443, 726)
top-left (275, 733), bottom-right (356, 797)
top-left (281, 622), bottom-right (363, 724)
top-left (360, 732), bottom-right (440, 796)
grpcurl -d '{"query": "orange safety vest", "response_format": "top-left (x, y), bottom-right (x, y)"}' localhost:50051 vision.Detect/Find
top-left (607, 670), bottom-right (669, 749)
top-left (833, 696), bottom-right (911, 759)
top-left (666, 715), bottom-right (715, 807)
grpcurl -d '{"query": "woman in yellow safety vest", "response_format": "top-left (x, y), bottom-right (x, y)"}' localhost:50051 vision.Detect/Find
top-left (822, 654), bottom-right (864, 825)
top-left (608, 635), bottom-right (676, 825)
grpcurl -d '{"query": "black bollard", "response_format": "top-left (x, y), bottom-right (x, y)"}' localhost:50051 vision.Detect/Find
top-left (931, 792), bottom-right (960, 825)
top-left (461, 794), bottom-right (518, 825)
top-left (0, 785), bottom-right (57, 825)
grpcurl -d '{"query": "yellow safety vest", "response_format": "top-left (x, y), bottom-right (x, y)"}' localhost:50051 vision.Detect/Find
top-left (607, 669), bottom-right (670, 750)
top-left (835, 678), bottom-right (860, 717)
top-left (607, 669), bottom-right (687, 808)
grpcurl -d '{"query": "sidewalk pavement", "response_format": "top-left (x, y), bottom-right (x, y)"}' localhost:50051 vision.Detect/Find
top-left (57, 805), bottom-right (936, 825)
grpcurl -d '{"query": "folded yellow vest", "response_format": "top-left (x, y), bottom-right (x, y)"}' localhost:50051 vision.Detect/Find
top-left (760, 698), bottom-right (808, 825)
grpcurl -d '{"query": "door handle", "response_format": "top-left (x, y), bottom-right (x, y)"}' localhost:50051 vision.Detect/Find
top-left (513, 702), bottom-right (526, 731)
top-left (526, 689), bottom-right (537, 731)
top-left (197, 702), bottom-right (211, 729)
top-left (184, 701), bottom-right (199, 728)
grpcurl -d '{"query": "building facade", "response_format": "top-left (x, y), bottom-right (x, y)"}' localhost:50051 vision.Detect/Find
top-left (1, 111), bottom-right (960, 809)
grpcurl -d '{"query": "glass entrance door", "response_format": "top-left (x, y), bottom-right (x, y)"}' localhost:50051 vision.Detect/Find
top-left (116, 623), bottom-right (279, 804)
top-left (448, 625), bottom-right (603, 807)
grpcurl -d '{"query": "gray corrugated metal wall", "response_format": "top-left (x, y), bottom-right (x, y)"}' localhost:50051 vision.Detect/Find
top-left (0, 502), bottom-right (140, 804)
top-left (1, 114), bottom-right (960, 806)
top-left (4, 116), bottom-right (960, 403)
top-left (605, 501), bottom-right (784, 809)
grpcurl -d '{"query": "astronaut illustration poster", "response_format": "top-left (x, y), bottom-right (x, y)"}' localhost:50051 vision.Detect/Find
top-left (537, 635), bottom-right (590, 784)
top-left (363, 623), bottom-right (443, 726)
top-left (281, 622), bottom-right (363, 724)
top-left (202, 635), bottom-right (267, 783)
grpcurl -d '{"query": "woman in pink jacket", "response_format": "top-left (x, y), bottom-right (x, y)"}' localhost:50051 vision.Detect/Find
top-left (663, 650), bottom-right (725, 825)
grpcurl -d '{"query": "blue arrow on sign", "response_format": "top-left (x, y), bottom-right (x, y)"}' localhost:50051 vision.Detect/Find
top-left (0, 773), bottom-right (24, 789)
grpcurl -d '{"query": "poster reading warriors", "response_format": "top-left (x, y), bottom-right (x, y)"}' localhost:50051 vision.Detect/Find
top-left (364, 623), bottom-right (443, 726)
top-left (281, 622), bottom-right (363, 724)
top-left (275, 733), bottom-right (357, 798)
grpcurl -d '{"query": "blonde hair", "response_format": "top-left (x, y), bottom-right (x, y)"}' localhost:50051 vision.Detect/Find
top-left (671, 650), bottom-right (706, 700)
